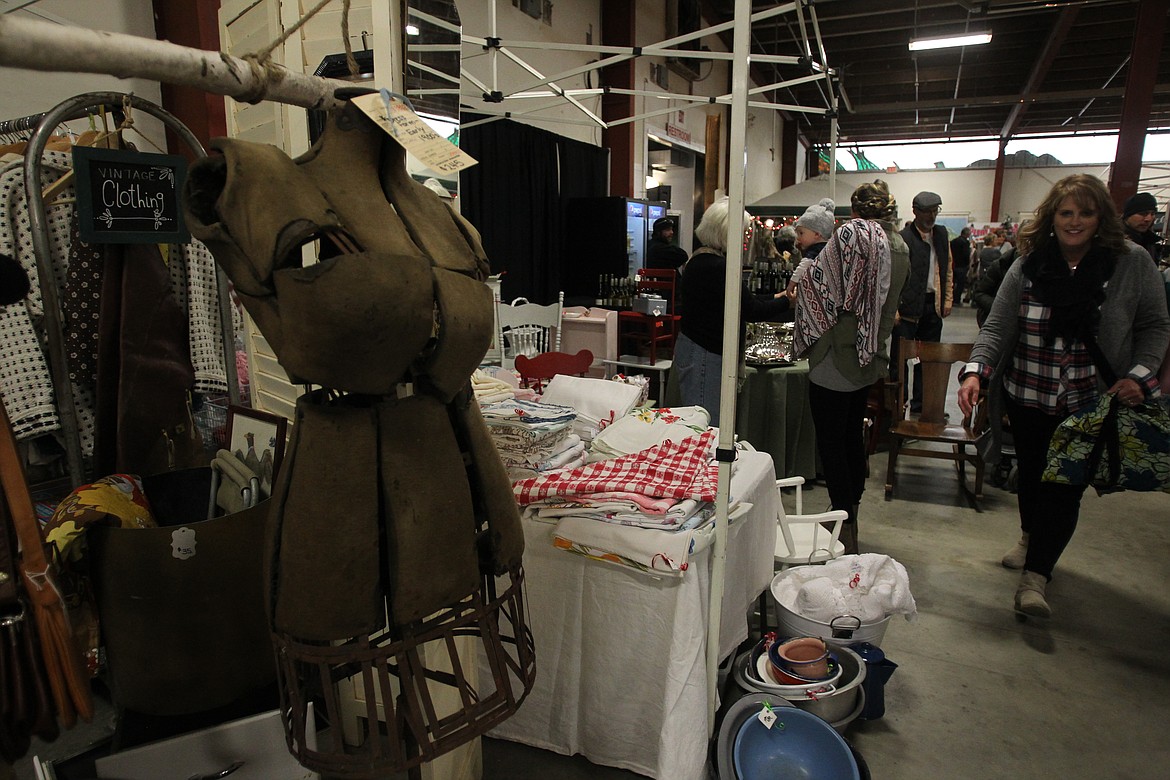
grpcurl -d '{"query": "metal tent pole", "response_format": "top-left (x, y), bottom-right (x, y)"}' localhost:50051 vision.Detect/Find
top-left (706, 0), bottom-right (752, 731)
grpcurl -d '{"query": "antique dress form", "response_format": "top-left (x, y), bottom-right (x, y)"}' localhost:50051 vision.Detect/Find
top-left (183, 97), bottom-right (533, 775)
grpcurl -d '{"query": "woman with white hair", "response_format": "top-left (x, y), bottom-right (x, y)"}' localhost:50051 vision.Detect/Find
top-left (675, 197), bottom-right (791, 425)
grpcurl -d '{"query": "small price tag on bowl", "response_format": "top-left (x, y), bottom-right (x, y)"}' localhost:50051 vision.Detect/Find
top-left (351, 91), bottom-right (478, 174)
top-left (757, 702), bottom-right (779, 730)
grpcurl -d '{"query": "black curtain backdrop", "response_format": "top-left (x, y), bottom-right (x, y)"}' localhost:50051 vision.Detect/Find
top-left (461, 116), bottom-right (608, 304)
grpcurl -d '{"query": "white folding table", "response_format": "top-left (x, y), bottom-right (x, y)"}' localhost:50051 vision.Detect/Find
top-left (484, 450), bottom-right (777, 780)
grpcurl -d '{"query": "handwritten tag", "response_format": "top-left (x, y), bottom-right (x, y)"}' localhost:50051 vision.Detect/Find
top-left (351, 92), bottom-right (478, 174)
top-left (171, 527), bottom-right (197, 560)
top-left (757, 703), bottom-right (779, 730)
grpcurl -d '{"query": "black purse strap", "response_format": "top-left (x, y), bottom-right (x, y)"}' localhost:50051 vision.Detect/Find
top-left (1080, 332), bottom-right (1118, 388)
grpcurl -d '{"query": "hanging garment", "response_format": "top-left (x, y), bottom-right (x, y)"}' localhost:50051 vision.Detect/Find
top-left (62, 214), bottom-right (104, 387)
top-left (0, 150), bottom-right (228, 451)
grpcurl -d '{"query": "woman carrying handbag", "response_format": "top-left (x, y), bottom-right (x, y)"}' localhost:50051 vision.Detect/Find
top-left (956, 174), bottom-right (1170, 619)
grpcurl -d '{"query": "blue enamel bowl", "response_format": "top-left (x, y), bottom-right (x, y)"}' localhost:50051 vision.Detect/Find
top-left (733, 706), bottom-right (860, 780)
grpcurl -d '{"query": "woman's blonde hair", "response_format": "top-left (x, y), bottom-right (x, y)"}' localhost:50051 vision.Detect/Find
top-left (850, 180), bottom-right (896, 220)
top-left (1017, 174), bottom-right (1126, 257)
top-left (694, 196), bottom-right (750, 252)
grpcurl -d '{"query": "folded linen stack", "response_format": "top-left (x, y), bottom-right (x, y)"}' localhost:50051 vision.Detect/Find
top-left (514, 430), bottom-right (722, 576)
top-left (537, 374), bottom-right (644, 444)
top-left (472, 367), bottom-right (538, 405)
top-left (472, 368), bottom-right (517, 405)
top-left (504, 434), bottom-right (587, 481)
top-left (480, 398), bottom-right (584, 480)
top-left (587, 405), bottom-right (711, 463)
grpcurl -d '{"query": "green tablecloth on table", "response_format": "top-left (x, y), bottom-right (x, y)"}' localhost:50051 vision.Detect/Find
top-left (735, 360), bottom-right (818, 480)
top-left (663, 359), bottom-right (818, 480)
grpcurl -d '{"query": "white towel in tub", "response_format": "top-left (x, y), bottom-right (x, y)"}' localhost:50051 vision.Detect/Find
top-left (774, 553), bottom-right (917, 625)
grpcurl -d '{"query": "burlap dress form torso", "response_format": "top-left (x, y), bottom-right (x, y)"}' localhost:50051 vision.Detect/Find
top-left (183, 99), bottom-right (533, 775)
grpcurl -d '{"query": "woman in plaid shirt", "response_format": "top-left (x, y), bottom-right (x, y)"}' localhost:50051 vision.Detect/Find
top-left (957, 174), bottom-right (1170, 619)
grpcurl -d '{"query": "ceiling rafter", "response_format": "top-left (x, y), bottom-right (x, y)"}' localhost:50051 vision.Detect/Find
top-left (1000, 6), bottom-right (1079, 139)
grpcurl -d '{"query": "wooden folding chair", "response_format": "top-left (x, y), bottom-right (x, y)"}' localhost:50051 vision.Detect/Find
top-left (884, 339), bottom-right (989, 505)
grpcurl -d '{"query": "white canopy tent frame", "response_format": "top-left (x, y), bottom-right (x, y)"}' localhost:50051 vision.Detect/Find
top-left (457, 2), bottom-right (826, 129)
top-left (452, 1), bottom-right (841, 728)
top-left (0, 0), bottom-right (845, 733)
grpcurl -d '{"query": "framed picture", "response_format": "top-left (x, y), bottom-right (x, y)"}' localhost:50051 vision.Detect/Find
top-left (226, 405), bottom-right (288, 498)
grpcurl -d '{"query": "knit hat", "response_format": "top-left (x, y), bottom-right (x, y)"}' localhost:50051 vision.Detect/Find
top-left (795, 198), bottom-right (836, 240)
top-left (1123, 192), bottom-right (1157, 218)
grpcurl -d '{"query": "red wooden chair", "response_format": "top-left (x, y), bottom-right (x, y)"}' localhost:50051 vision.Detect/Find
top-left (514, 349), bottom-right (594, 394)
top-left (618, 269), bottom-right (681, 364)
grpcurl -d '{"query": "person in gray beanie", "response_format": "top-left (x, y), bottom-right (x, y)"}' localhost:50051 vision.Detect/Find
top-left (794, 198), bottom-right (836, 259)
top-left (1122, 191), bottom-right (1161, 262)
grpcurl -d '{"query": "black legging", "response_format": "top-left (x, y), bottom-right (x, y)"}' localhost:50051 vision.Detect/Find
top-left (808, 381), bottom-right (871, 523)
top-left (1003, 394), bottom-right (1089, 579)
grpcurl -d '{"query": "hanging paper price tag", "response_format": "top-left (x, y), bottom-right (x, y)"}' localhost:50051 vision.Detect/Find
top-left (757, 702), bottom-right (779, 730)
top-left (350, 91), bottom-right (478, 174)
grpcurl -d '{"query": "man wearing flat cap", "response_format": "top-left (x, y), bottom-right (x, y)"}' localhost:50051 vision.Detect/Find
top-left (894, 191), bottom-right (954, 413)
top-left (1122, 192), bottom-right (1161, 262)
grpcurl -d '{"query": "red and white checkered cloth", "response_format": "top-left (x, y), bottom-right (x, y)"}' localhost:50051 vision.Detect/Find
top-left (512, 429), bottom-right (719, 505)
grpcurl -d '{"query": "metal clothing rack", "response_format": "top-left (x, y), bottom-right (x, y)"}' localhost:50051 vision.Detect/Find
top-left (11, 91), bottom-right (240, 488)
top-left (0, 103), bottom-right (126, 138)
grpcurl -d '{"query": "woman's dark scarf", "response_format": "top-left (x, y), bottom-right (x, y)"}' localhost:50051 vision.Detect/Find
top-left (1021, 239), bottom-right (1115, 345)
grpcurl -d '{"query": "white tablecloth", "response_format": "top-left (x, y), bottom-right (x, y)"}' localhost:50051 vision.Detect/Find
top-left (486, 451), bottom-right (778, 779)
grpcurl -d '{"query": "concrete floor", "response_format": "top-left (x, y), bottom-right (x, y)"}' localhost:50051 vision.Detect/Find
top-left (14, 305), bottom-right (1170, 780)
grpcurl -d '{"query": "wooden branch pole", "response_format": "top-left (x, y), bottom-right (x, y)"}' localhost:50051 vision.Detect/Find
top-left (0, 15), bottom-right (352, 111)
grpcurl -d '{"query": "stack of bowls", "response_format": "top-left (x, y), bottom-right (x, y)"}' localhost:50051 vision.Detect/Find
top-left (755, 651), bottom-right (842, 691)
top-left (768, 636), bottom-right (832, 683)
top-left (732, 637), bottom-right (868, 733)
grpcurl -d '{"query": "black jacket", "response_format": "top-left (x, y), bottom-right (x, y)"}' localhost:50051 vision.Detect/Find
top-left (647, 238), bottom-right (688, 271)
top-left (1125, 225), bottom-right (1161, 263)
top-left (679, 249), bottom-right (792, 354)
top-left (950, 236), bottom-right (971, 270)
top-left (898, 223), bottom-right (952, 319)
top-left (972, 248), bottom-right (1016, 326)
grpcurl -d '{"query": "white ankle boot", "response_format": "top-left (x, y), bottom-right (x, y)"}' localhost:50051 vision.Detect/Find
top-left (1001, 533), bottom-right (1029, 569)
top-left (1014, 571), bottom-right (1051, 618)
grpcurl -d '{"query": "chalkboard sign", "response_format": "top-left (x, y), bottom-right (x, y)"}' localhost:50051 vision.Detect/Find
top-left (72, 146), bottom-right (189, 244)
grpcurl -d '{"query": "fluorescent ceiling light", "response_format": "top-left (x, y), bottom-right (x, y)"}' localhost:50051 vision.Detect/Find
top-left (908, 32), bottom-right (992, 51)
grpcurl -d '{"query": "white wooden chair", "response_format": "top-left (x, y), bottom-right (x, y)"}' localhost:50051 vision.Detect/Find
top-left (495, 292), bottom-right (564, 370)
top-left (773, 476), bottom-right (847, 567)
top-left (757, 475), bottom-right (849, 637)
